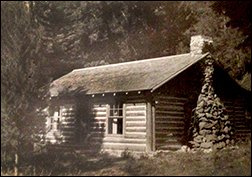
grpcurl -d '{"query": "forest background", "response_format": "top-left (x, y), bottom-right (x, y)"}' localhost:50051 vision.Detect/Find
top-left (1, 1), bottom-right (251, 175)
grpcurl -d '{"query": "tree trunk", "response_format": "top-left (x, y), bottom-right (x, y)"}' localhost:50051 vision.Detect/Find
top-left (14, 152), bottom-right (19, 176)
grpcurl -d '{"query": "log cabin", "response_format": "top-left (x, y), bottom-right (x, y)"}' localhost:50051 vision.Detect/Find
top-left (40, 35), bottom-right (251, 152)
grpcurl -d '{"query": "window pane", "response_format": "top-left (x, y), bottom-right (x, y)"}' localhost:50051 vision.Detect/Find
top-left (108, 118), bottom-right (123, 134)
top-left (110, 110), bottom-right (113, 116)
top-left (119, 109), bottom-right (123, 116)
top-left (117, 118), bottom-right (123, 134)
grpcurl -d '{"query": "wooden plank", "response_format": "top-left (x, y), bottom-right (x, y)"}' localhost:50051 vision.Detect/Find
top-left (123, 104), bottom-right (126, 138)
top-left (152, 105), bottom-right (156, 151)
top-left (61, 109), bottom-right (75, 113)
top-left (126, 111), bottom-right (146, 114)
top-left (146, 102), bottom-right (152, 152)
top-left (91, 119), bottom-right (106, 124)
top-left (89, 132), bottom-right (105, 137)
top-left (155, 96), bottom-right (188, 101)
top-left (126, 120), bottom-right (146, 124)
top-left (155, 126), bottom-right (184, 130)
top-left (126, 126), bottom-right (146, 129)
top-left (126, 127), bottom-right (146, 132)
top-left (61, 113), bottom-right (75, 117)
top-left (156, 144), bottom-right (182, 150)
top-left (90, 126), bottom-right (106, 130)
top-left (103, 137), bottom-right (146, 144)
top-left (126, 116), bottom-right (146, 120)
top-left (91, 117), bottom-right (106, 121)
top-left (155, 131), bottom-right (184, 136)
top-left (155, 132), bottom-right (185, 136)
top-left (126, 132), bottom-right (146, 135)
top-left (155, 136), bottom-right (183, 141)
top-left (126, 111), bottom-right (146, 116)
top-left (61, 132), bottom-right (75, 136)
top-left (126, 122), bottom-right (146, 127)
top-left (126, 115), bottom-right (146, 118)
top-left (126, 104), bottom-right (146, 107)
top-left (155, 110), bottom-right (184, 114)
top-left (61, 124), bottom-right (75, 128)
top-left (156, 101), bottom-right (185, 106)
top-left (102, 143), bottom-right (146, 151)
top-left (155, 123), bottom-right (184, 128)
top-left (92, 107), bottom-right (107, 111)
top-left (156, 141), bottom-right (183, 146)
top-left (61, 122), bottom-right (75, 125)
top-left (90, 128), bottom-right (106, 133)
top-left (236, 132), bottom-right (251, 136)
top-left (126, 119), bottom-right (146, 123)
top-left (92, 104), bottom-right (107, 108)
top-left (62, 117), bottom-right (75, 121)
top-left (90, 121), bottom-right (106, 125)
top-left (91, 125), bottom-right (106, 130)
top-left (155, 115), bottom-right (185, 119)
top-left (235, 119), bottom-right (246, 123)
top-left (92, 112), bottom-right (106, 115)
top-left (236, 130), bottom-right (251, 134)
top-left (61, 135), bottom-right (74, 139)
top-left (90, 137), bottom-right (105, 142)
top-left (125, 99), bottom-right (148, 103)
top-left (61, 127), bottom-right (75, 131)
top-left (125, 134), bottom-right (146, 139)
top-left (90, 113), bottom-right (107, 117)
top-left (155, 120), bottom-right (184, 124)
top-left (156, 105), bottom-right (184, 111)
top-left (126, 106), bottom-right (146, 111)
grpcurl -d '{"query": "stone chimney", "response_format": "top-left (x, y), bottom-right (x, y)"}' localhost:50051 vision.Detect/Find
top-left (190, 35), bottom-right (213, 55)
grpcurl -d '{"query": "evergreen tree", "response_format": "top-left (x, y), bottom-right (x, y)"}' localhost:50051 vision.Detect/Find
top-left (32, 1), bottom-right (85, 79)
top-left (177, 1), bottom-right (251, 81)
top-left (1, 1), bottom-right (49, 174)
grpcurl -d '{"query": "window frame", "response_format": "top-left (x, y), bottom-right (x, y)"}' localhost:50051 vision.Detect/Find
top-left (48, 106), bottom-right (61, 131)
top-left (106, 103), bottom-right (126, 136)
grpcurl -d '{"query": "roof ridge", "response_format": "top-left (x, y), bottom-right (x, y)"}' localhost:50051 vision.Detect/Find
top-left (72, 53), bottom-right (191, 72)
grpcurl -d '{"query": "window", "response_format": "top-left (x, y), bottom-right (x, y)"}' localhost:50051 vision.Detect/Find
top-left (48, 106), bottom-right (61, 131)
top-left (107, 103), bottom-right (124, 134)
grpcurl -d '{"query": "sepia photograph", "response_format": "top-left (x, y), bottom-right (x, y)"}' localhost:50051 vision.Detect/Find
top-left (1, 1), bottom-right (251, 176)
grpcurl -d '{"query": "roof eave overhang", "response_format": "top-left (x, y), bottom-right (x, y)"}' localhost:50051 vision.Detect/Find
top-left (51, 89), bottom-right (152, 98)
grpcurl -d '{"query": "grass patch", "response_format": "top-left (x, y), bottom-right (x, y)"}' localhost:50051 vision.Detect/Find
top-left (1, 140), bottom-right (251, 176)
top-left (122, 140), bottom-right (251, 176)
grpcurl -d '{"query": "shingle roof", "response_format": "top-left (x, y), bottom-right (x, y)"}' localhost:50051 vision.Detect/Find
top-left (236, 72), bottom-right (251, 91)
top-left (49, 53), bottom-right (209, 97)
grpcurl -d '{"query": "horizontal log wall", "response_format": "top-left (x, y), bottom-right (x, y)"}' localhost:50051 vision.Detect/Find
top-left (224, 99), bottom-right (251, 140)
top-left (154, 96), bottom-right (187, 150)
top-left (60, 105), bottom-right (76, 143)
top-left (46, 129), bottom-right (62, 143)
top-left (234, 100), bottom-right (251, 138)
top-left (223, 100), bottom-right (236, 140)
top-left (89, 103), bottom-right (107, 149)
top-left (45, 104), bottom-right (76, 144)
